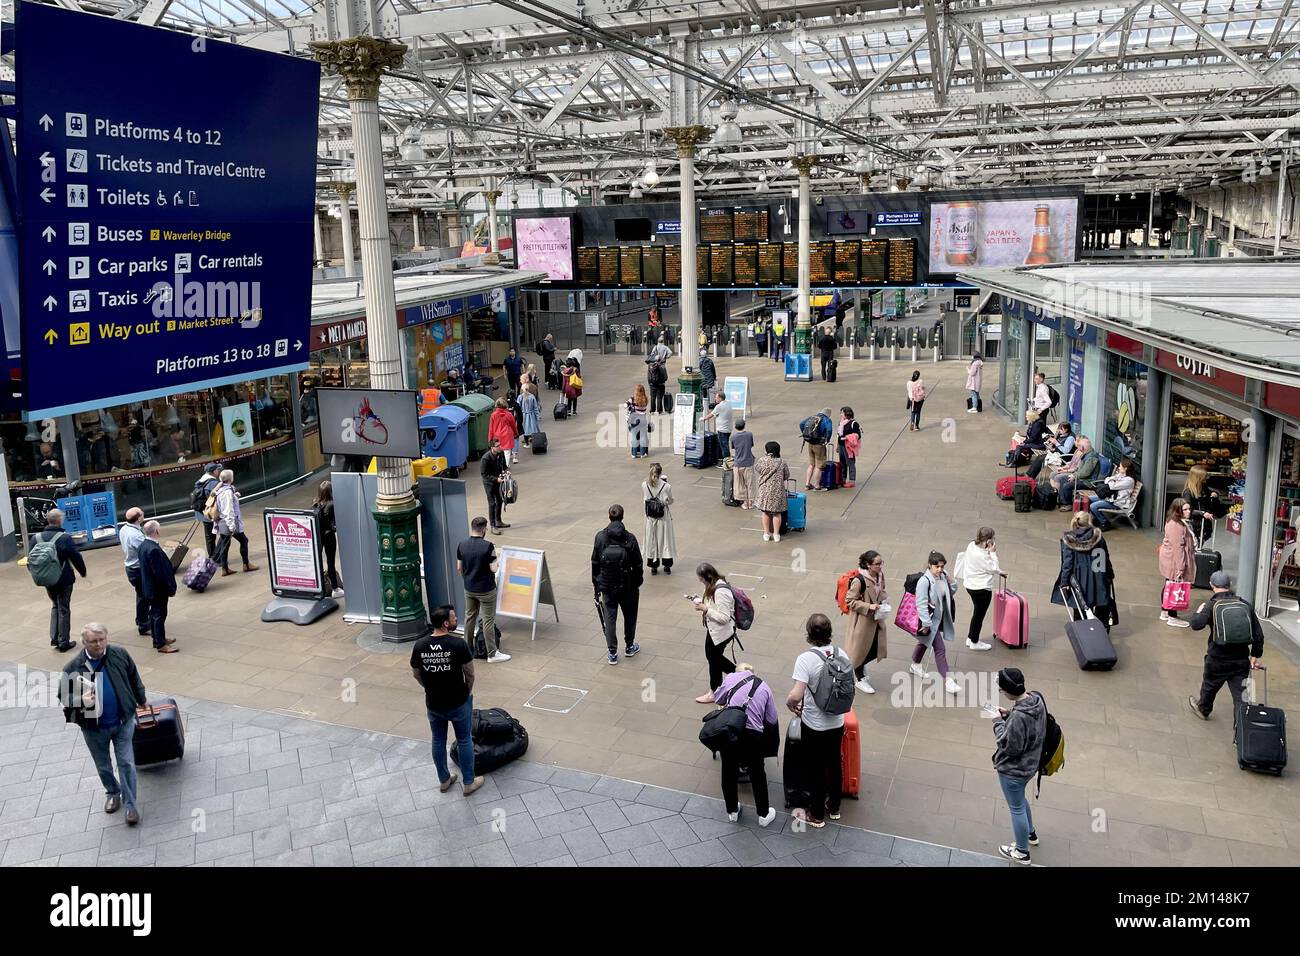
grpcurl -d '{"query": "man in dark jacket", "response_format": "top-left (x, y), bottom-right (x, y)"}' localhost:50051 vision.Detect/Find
top-left (61, 622), bottom-right (148, 825)
top-left (1187, 571), bottom-right (1264, 725)
top-left (538, 334), bottom-right (558, 387)
top-left (647, 358), bottom-right (669, 414)
top-left (139, 520), bottom-right (179, 653)
top-left (480, 439), bottom-right (511, 534)
top-left (698, 348), bottom-right (717, 398)
top-left (816, 325), bottom-right (838, 381)
top-left (193, 462), bottom-right (222, 558)
top-left (991, 667), bottom-right (1046, 865)
top-left (33, 508), bottom-right (87, 652)
top-left (591, 505), bottom-right (644, 665)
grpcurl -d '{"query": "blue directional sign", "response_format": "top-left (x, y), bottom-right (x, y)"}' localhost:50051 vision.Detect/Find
top-left (874, 211), bottom-right (923, 227)
top-left (14, 4), bottom-right (319, 419)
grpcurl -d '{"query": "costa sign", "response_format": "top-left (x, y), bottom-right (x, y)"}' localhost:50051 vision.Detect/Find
top-left (1155, 350), bottom-right (1247, 397)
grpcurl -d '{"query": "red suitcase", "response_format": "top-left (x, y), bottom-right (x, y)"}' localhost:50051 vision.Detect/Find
top-left (992, 573), bottom-right (1029, 648)
top-left (841, 708), bottom-right (861, 798)
top-left (1073, 490), bottom-right (1093, 513)
top-left (995, 475), bottom-right (1035, 500)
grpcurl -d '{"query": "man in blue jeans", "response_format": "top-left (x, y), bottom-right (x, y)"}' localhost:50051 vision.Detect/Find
top-left (410, 606), bottom-right (483, 796)
top-left (991, 667), bottom-right (1047, 864)
top-left (61, 623), bottom-right (149, 825)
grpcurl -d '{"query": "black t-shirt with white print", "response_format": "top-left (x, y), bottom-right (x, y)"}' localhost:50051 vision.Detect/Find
top-left (410, 633), bottom-right (472, 713)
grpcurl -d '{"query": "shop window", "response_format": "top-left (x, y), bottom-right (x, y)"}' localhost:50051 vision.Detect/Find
top-left (1271, 432), bottom-right (1300, 610)
top-left (1103, 353), bottom-right (1146, 468)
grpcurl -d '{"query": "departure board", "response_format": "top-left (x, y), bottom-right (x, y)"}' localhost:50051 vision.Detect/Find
top-left (757, 243), bottom-right (783, 286)
top-left (711, 245), bottom-right (734, 286)
top-left (642, 246), bottom-right (665, 287)
top-left (598, 246), bottom-right (618, 286)
top-left (888, 238), bottom-right (917, 285)
top-left (810, 242), bottom-right (834, 285)
top-left (665, 245), bottom-right (681, 286)
top-left (734, 208), bottom-right (770, 242)
top-left (577, 246), bottom-right (599, 286)
top-left (783, 243), bottom-right (799, 282)
top-left (733, 244), bottom-right (758, 286)
top-left (861, 240), bottom-right (888, 283)
top-left (699, 208), bottom-right (734, 243)
top-left (619, 246), bottom-right (643, 287)
top-left (835, 240), bottom-right (861, 284)
top-left (697, 246), bottom-right (711, 286)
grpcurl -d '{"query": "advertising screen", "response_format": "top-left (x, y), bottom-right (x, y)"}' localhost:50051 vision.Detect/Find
top-left (758, 243), bottom-right (783, 285)
top-left (316, 387), bottom-right (422, 460)
top-left (514, 216), bottom-right (575, 280)
top-left (928, 197), bottom-right (1079, 271)
top-left (642, 247), bottom-right (665, 287)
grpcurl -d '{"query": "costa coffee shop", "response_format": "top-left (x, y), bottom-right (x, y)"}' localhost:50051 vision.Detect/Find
top-left (962, 259), bottom-right (1300, 643)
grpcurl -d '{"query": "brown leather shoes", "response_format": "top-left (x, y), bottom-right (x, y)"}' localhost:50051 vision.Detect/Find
top-left (105, 795), bottom-right (121, 814)
top-left (125, 808), bottom-right (140, 826)
top-left (243, 564), bottom-right (260, 572)
top-left (463, 777), bottom-right (485, 797)
top-left (157, 645), bottom-right (179, 654)
top-left (221, 568), bottom-right (237, 577)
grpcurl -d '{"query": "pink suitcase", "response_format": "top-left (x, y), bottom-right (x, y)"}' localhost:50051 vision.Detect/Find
top-left (992, 573), bottom-right (1029, 648)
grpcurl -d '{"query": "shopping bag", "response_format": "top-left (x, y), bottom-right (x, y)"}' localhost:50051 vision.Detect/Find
top-left (893, 592), bottom-right (920, 636)
top-left (1161, 580), bottom-right (1191, 612)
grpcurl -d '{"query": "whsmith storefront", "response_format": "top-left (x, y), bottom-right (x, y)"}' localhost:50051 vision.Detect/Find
top-left (964, 258), bottom-right (1300, 644)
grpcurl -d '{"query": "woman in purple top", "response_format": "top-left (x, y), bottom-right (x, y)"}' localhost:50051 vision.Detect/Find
top-left (712, 664), bottom-right (779, 827)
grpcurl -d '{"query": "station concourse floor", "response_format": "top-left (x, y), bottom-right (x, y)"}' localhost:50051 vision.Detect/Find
top-left (2, 347), bottom-right (1298, 868)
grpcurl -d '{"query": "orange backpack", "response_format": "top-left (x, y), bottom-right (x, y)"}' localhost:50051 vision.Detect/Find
top-left (835, 570), bottom-right (864, 615)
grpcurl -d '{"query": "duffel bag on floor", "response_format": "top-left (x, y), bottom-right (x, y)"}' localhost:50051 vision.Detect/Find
top-left (451, 713), bottom-right (529, 774)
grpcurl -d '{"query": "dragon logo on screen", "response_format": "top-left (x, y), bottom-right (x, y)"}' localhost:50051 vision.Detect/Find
top-left (838, 213), bottom-right (856, 230)
top-left (353, 398), bottom-right (390, 447)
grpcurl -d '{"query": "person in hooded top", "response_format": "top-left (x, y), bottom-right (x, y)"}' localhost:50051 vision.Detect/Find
top-left (1052, 510), bottom-right (1118, 632)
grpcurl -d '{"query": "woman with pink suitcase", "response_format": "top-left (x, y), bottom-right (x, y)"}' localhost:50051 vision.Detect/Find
top-left (955, 528), bottom-right (1000, 651)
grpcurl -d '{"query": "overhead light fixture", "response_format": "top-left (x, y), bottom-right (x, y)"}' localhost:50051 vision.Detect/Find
top-left (851, 148), bottom-right (872, 175)
top-left (629, 183), bottom-right (644, 199)
top-left (1259, 155), bottom-right (1272, 176)
top-left (640, 160), bottom-right (660, 188)
top-left (714, 99), bottom-right (742, 146)
top-left (1113, 193), bottom-right (1120, 201)
top-left (1130, 192), bottom-right (1136, 199)
top-left (755, 173), bottom-right (769, 193)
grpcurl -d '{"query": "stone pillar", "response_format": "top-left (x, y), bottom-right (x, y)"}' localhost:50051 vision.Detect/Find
top-left (313, 207), bottom-right (324, 267)
top-left (332, 181), bottom-right (357, 277)
top-left (483, 190), bottom-right (501, 264)
top-left (1239, 408), bottom-right (1273, 606)
top-left (445, 211), bottom-right (467, 249)
top-left (793, 155), bottom-right (818, 355)
top-left (411, 210), bottom-right (422, 252)
top-left (1274, 150), bottom-right (1289, 256)
top-left (664, 125), bottom-right (712, 377)
top-left (313, 36), bottom-right (428, 643)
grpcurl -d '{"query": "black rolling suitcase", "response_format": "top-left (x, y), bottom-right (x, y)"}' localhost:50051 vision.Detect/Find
top-left (827, 358), bottom-right (837, 383)
top-left (133, 698), bottom-right (185, 765)
top-left (553, 401), bottom-right (569, 421)
top-left (781, 721), bottom-right (811, 810)
top-left (685, 433), bottom-right (714, 469)
top-left (1061, 586), bottom-right (1117, 671)
top-left (1012, 479), bottom-right (1033, 513)
top-left (1238, 666), bottom-right (1287, 775)
top-left (1193, 519), bottom-right (1222, 590)
top-left (530, 431), bottom-right (548, 453)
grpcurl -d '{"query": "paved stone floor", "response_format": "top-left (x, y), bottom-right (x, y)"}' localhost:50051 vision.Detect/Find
top-left (0, 675), bottom-right (1008, 867)
top-left (2, 348), bottom-right (1298, 867)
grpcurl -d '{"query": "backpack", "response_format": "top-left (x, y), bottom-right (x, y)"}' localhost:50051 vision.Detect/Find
top-left (649, 362), bottom-right (667, 386)
top-left (599, 539), bottom-right (629, 588)
top-left (1211, 596), bottom-right (1255, 645)
top-left (723, 583), bottom-right (754, 630)
top-left (1046, 384), bottom-right (1060, 410)
top-left (835, 570), bottom-right (865, 615)
top-left (203, 488), bottom-right (222, 522)
top-left (903, 571), bottom-right (924, 595)
top-left (189, 479), bottom-right (211, 513)
top-left (807, 647), bottom-right (855, 715)
top-left (27, 531), bottom-right (67, 587)
top-left (800, 415), bottom-right (829, 445)
top-left (1036, 699), bottom-right (1065, 797)
top-left (698, 675), bottom-right (759, 754)
top-left (644, 484), bottom-right (666, 520)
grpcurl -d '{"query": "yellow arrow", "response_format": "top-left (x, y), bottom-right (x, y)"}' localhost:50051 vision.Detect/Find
top-left (44, 329), bottom-right (58, 344)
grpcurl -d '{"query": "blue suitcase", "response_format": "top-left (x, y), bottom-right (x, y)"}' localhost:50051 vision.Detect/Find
top-left (685, 433), bottom-right (715, 469)
top-left (785, 479), bottom-right (807, 532)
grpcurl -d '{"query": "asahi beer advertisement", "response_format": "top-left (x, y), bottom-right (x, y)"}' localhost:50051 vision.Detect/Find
top-left (514, 217), bottom-right (575, 281)
top-left (265, 510), bottom-right (322, 594)
top-left (928, 197), bottom-right (1079, 270)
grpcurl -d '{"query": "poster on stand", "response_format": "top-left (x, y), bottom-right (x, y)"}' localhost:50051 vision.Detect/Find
top-left (723, 376), bottom-right (749, 416)
top-left (263, 509), bottom-right (323, 598)
top-left (495, 546), bottom-right (559, 640)
top-left (222, 403), bottom-right (255, 452)
top-left (673, 392), bottom-right (697, 455)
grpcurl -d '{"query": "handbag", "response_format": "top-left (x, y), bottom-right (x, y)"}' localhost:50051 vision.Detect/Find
top-left (893, 591), bottom-right (920, 636)
top-left (698, 674), bottom-right (759, 754)
top-left (786, 715), bottom-right (803, 742)
top-left (1162, 579), bottom-right (1191, 612)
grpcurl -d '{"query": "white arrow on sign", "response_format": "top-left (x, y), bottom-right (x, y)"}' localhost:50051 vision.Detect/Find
top-left (294, 340), bottom-right (303, 351)
top-left (39, 188), bottom-right (54, 203)
top-left (39, 152), bottom-right (53, 167)
top-left (42, 260), bottom-right (56, 275)
top-left (41, 226), bottom-right (56, 242)
top-left (43, 296), bottom-right (57, 311)
top-left (38, 114), bottom-right (53, 131)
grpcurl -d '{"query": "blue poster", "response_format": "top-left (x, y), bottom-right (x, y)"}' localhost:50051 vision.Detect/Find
top-left (15, 5), bottom-right (319, 419)
top-left (1067, 340), bottom-right (1086, 425)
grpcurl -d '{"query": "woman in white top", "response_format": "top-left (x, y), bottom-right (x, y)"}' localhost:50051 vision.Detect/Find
top-left (641, 462), bottom-right (676, 576)
top-left (955, 527), bottom-right (1000, 650)
top-left (1089, 458), bottom-right (1137, 530)
top-left (693, 562), bottom-right (738, 703)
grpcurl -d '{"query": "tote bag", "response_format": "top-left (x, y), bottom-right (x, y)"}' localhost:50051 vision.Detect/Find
top-left (893, 591), bottom-right (920, 636)
top-left (1161, 580), bottom-right (1191, 612)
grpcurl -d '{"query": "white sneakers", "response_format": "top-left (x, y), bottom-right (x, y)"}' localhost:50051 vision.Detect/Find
top-left (855, 677), bottom-right (875, 694)
top-left (1166, 618), bottom-right (1191, 628)
top-left (1159, 610), bottom-right (1170, 621)
top-left (727, 811), bottom-right (739, 823)
top-left (758, 807), bottom-right (777, 828)
top-left (773, 534), bottom-right (781, 543)
top-left (487, 651), bottom-right (512, 662)
top-left (944, 677), bottom-right (962, 695)
top-left (966, 639), bottom-right (993, 651)
top-left (909, 662), bottom-right (926, 679)
top-left (331, 588), bottom-right (345, 599)
top-left (763, 533), bottom-right (771, 541)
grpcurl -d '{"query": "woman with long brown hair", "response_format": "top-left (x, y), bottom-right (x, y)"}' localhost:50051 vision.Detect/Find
top-left (627, 383), bottom-right (650, 459)
top-left (313, 479), bottom-right (343, 597)
top-left (693, 562), bottom-right (738, 703)
top-left (1159, 498), bottom-right (1197, 628)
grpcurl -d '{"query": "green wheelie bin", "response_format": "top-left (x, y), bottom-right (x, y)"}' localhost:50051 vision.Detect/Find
top-left (451, 392), bottom-right (496, 460)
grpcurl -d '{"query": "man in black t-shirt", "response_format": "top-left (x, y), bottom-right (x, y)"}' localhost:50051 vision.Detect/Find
top-left (458, 516), bottom-right (508, 663)
top-left (410, 606), bottom-right (483, 796)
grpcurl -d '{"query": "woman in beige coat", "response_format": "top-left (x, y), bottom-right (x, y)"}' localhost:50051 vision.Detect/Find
top-left (1158, 498), bottom-right (1197, 628)
top-left (843, 549), bottom-right (888, 694)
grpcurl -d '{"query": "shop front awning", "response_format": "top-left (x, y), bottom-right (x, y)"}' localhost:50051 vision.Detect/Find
top-left (959, 259), bottom-right (1300, 388)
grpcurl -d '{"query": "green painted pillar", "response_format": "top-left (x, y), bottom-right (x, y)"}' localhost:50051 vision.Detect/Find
top-left (793, 325), bottom-right (812, 354)
top-left (373, 498), bottom-right (427, 638)
top-left (677, 369), bottom-right (704, 424)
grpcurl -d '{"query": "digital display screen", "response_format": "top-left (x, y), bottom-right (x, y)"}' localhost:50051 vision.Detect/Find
top-left (697, 246), bottom-right (711, 286)
top-left (710, 245), bottom-right (734, 286)
top-left (514, 216), bottom-right (574, 280)
top-left (665, 245), bottom-right (681, 286)
top-left (597, 246), bottom-right (618, 286)
top-left (757, 243), bottom-right (783, 286)
top-left (835, 240), bottom-right (861, 285)
top-left (699, 208), bottom-right (734, 243)
top-left (577, 246), bottom-right (599, 286)
top-left (888, 238), bottom-right (918, 285)
top-left (733, 244), bottom-right (757, 286)
top-left (733, 208), bottom-right (769, 242)
top-left (928, 197), bottom-right (1079, 271)
top-left (810, 242), bottom-right (834, 285)
top-left (861, 240), bottom-right (888, 283)
top-left (642, 246), bottom-right (665, 287)
top-left (783, 243), bottom-right (799, 283)
top-left (619, 246), bottom-right (642, 287)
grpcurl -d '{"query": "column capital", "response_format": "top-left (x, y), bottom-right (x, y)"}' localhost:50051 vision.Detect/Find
top-left (791, 154), bottom-right (819, 176)
top-left (310, 37), bottom-right (408, 101)
top-left (330, 181), bottom-right (356, 201)
top-left (663, 125), bottom-right (713, 158)
top-left (482, 190), bottom-right (502, 205)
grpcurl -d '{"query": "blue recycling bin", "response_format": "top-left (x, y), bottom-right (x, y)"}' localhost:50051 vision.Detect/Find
top-left (420, 406), bottom-right (470, 476)
top-left (784, 352), bottom-right (812, 382)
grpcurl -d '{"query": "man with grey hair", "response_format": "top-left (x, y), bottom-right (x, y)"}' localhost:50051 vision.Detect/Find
top-left (214, 467), bottom-right (258, 576)
top-left (119, 506), bottom-right (150, 636)
top-left (138, 520), bottom-right (178, 652)
top-left (62, 623), bottom-right (148, 825)
top-left (30, 508), bottom-right (86, 652)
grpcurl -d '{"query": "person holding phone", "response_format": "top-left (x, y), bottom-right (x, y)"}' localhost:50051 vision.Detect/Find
top-left (990, 667), bottom-right (1046, 865)
top-left (955, 528), bottom-right (999, 651)
top-left (843, 550), bottom-right (887, 694)
top-left (693, 563), bottom-right (738, 703)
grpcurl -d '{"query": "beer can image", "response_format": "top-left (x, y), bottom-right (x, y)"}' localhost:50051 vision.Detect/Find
top-left (946, 201), bottom-right (978, 267)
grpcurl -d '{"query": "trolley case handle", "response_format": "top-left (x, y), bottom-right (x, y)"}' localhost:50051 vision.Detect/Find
top-left (134, 701), bottom-right (176, 730)
top-left (1059, 583), bottom-right (1095, 621)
